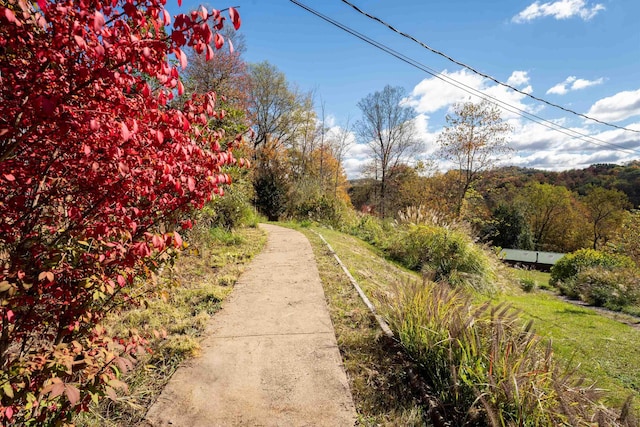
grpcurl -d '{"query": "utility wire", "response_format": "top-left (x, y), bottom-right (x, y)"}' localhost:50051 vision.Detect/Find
top-left (289, 0), bottom-right (640, 156)
top-left (339, 0), bottom-right (640, 134)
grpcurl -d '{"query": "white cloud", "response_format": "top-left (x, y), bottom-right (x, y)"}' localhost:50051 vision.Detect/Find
top-left (571, 77), bottom-right (604, 90)
top-left (546, 75), bottom-right (603, 95)
top-left (405, 69), bottom-right (532, 120)
top-left (507, 71), bottom-right (530, 87)
top-left (512, 0), bottom-right (605, 23)
top-left (587, 89), bottom-right (640, 122)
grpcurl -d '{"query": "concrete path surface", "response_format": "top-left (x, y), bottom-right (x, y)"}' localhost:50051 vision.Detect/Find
top-left (143, 224), bottom-right (357, 427)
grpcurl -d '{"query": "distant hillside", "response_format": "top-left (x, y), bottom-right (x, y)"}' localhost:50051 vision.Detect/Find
top-left (479, 161), bottom-right (640, 207)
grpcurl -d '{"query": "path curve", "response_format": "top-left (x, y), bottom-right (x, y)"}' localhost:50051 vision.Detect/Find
top-left (143, 224), bottom-right (356, 426)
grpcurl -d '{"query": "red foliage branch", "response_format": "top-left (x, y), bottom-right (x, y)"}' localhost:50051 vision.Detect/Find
top-left (0, 0), bottom-right (244, 423)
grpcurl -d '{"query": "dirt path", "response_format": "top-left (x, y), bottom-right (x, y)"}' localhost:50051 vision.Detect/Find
top-left (143, 224), bottom-right (357, 426)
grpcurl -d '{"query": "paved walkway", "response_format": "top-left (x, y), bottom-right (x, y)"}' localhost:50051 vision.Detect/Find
top-left (144, 224), bottom-right (356, 426)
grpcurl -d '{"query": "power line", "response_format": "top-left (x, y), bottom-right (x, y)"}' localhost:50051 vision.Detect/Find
top-left (339, 0), bottom-right (640, 135)
top-left (288, 0), bottom-right (640, 157)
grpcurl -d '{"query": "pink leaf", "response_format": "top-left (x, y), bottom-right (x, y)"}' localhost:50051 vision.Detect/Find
top-left (2, 7), bottom-right (18, 25)
top-left (74, 35), bottom-right (87, 49)
top-left (228, 39), bottom-right (234, 54)
top-left (162, 9), bottom-right (171, 26)
top-left (177, 80), bottom-right (184, 96)
top-left (93, 11), bottom-right (105, 31)
top-left (187, 176), bottom-right (195, 192)
top-left (173, 231), bottom-right (183, 248)
top-left (65, 384), bottom-right (80, 406)
top-left (3, 173), bottom-right (15, 182)
top-left (121, 122), bottom-right (130, 141)
top-left (156, 129), bottom-right (164, 144)
top-left (6, 310), bottom-right (14, 323)
top-left (229, 7), bottom-right (241, 30)
top-left (5, 406), bottom-right (13, 421)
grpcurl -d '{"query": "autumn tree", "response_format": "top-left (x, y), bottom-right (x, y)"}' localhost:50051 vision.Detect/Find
top-left (437, 100), bottom-right (513, 215)
top-left (582, 187), bottom-right (630, 249)
top-left (327, 117), bottom-right (354, 197)
top-left (182, 27), bottom-right (250, 136)
top-left (608, 210), bottom-right (640, 265)
top-left (0, 0), bottom-right (244, 423)
top-left (356, 85), bottom-right (420, 217)
top-left (248, 61), bottom-right (311, 150)
top-left (518, 183), bottom-right (587, 252)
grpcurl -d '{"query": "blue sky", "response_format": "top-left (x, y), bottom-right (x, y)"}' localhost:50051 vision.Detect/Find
top-left (177, 0), bottom-right (640, 177)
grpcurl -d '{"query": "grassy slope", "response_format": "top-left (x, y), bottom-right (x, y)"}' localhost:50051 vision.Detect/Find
top-left (297, 226), bottom-right (427, 426)
top-left (501, 269), bottom-right (640, 409)
top-left (311, 226), bottom-right (640, 413)
top-left (76, 225), bottom-right (267, 426)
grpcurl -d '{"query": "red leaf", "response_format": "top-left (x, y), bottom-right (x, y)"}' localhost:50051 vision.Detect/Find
top-left (89, 119), bottom-right (99, 131)
top-left (177, 80), bottom-right (184, 96)
top-left (174, 48), bottom-right (187, 69)
top-left (6, 310), bottom-right (14, 323)
top-left (5, 406), bottom-right (13, 421)
top-left (117, 275), bottom-right (125, 287)
top-left (156, 129), bottom-right (164, 144)
top-left (228, 39), bottom-right (234, 54)
top-left (214, 33), bottom-right (223, 50)
top-left (177, 0), bottom-right (182, 6)
top-left (229, 7), bottom-right (241, 30)
top-left (162, 9), bottom-right (171, 26)
top-left (187, 176), bottom-right (195, 192)
top-left (205, 44), bottom-right (214, 61)
top-left (3, 173), bottom-right (15, 182)
top-left (37, 0), bottom-right (47, 11)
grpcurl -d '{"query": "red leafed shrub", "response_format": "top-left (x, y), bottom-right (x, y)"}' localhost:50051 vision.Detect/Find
top-left (0, 0), bottom-right (245, 424)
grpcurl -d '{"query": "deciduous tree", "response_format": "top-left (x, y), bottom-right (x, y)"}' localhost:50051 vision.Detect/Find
top-left (356, 85), bottom-right (420, 217)
top-left (583, 187), bottom-right (630, 249)
top-left (437, 100), bottom-right (512, 215)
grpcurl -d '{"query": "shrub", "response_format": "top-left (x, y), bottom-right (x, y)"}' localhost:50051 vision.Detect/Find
top-left (289, 195), bottom-right (347, 228)
top-left (386, 225), bottom-right (497, 293)
top-left (575, 267), bottom-right (640, 310)
top-left (348, 214), bottom-right (389, 247)
top-left (0, 1), bottom-right (243, 424)
top-left (551, 249), bottom-right (635, 288)
top-left (519, 276), bottom-right (537, 292)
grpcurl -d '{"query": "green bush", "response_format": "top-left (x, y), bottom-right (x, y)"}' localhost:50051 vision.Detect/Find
top-left (386, 225), bottom-right (496, 293)
top-left (551, 249), bottom-right (635, 288)
top-left (348, 214), bottom-right (389, 246)
top-left (519, 276), bottom-right (537, 292)
top-left (575, 267), bottom-right (640, 310)
top-left (289, 195), bottom-right (346, 228)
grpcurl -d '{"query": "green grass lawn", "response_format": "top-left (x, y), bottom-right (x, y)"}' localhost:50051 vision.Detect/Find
top-left (313, 226), bottom-right (640, 414)
top-left (496, 290), bottom-right (640, 409)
